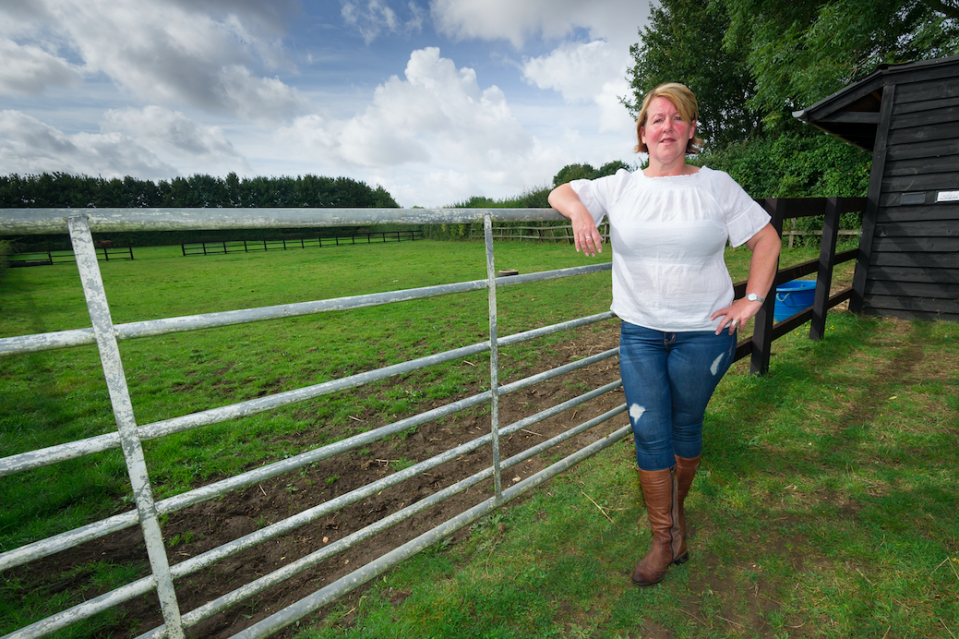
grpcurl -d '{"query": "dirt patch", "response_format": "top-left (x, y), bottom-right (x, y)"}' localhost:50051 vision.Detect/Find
top-left (10, 325), bottom-right (625, 638)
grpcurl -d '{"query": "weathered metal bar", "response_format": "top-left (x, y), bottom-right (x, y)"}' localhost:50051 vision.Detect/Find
top-left (498, 311), bottom-right (615, 346)
top-left (0, 328), bottom-right (96, 355)
top-left (0, 264), bottom-right (610, 357)
top-left (0, 208), bottom-right (566, 234)
top-left (0, 510), bottom-right (137, 574)
top-left (498, 347), bottom-right (619, 395)
top-left (484, 214), bottom-right (503, 497)
top-left (66, 215), bottom-right (185, 639)
top-left (2, 576), bottom-right (157, 639)
top-left (227, 422), bottom-right (633, 639)
top-left (0, 431), bottom-right (120, 479)
top-left (138, 342), bottom-right (488, 441)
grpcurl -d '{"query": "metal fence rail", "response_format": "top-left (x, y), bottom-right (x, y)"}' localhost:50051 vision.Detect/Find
top-left (0, 208), bottom-right (626, 639)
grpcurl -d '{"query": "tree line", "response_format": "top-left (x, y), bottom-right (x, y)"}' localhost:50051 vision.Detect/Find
top-left (0, 172), bottom-right (401, 251)
top-left (0, 172), bottom-right (398, 210)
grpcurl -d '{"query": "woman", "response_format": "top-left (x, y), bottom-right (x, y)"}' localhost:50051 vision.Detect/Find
top-left (548, 83), bottom-right (781, 586)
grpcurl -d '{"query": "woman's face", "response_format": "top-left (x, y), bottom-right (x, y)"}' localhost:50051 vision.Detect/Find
top-left (640, 96), bottom-right (696, 164)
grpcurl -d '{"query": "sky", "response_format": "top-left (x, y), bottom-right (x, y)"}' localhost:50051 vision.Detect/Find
top-left (0, 0), bottom-right (652, 207)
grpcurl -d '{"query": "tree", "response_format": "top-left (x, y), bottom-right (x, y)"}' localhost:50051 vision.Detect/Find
top-left (552, 160), bottom-right (633, 187)
top-left (718, 0), bottom-right (959, 125)
top-left (625, 0), bottom-right (759, 149)
top-left (552, 163), bottom-right (599, 186)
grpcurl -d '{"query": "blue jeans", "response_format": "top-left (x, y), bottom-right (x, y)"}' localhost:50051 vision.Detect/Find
top-left (619, 322), bottom-right (736, 471)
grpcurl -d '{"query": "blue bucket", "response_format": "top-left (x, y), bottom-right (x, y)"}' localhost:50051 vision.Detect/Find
top-left (774, 280), bottom-right (817, 322)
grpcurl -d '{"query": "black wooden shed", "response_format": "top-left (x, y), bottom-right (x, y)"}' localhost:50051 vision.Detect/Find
top-left (794, 55), bottom-right (959, 322)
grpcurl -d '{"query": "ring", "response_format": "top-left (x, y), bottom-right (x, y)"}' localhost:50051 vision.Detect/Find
top-left (731, 320), bottom-right (739, 326)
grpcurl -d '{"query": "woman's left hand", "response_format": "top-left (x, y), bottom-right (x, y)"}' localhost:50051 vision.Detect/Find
top-left (712, 223), bottom-right (781, 335)
top-left (711, 298), bottom-right (763, 335)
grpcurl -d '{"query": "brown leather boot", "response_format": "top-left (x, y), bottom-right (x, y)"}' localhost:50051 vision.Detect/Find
top-left (632, 467), bottom-right (687, 586)
top-left (674, 454), bottom-right (701, 559)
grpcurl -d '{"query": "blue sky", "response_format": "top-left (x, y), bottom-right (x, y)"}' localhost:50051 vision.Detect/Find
top-left (0, 0), bottom-right (652, 206)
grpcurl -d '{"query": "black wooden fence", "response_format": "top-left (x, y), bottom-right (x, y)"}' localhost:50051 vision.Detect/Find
top-left (737, 196), bottom-right (866, 374)
top-left (182, 230), bottom-right (423, 256)
top-left (9, 243), bottom-right (134, 266)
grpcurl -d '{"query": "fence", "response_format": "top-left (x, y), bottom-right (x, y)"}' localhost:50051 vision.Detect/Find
top-left (8, 243), bottom-right (134, 266)
top-left (0, 198), bottom-right (861, 639)
top-left (181, 230), bottom-right (423, 256)
top-left (470, 223), bottom-right (609, 243)
top-left (782, 221), bottom-right (861, 248)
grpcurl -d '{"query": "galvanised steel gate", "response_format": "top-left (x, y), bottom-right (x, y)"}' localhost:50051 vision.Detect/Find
top-left (0, 208), bottom-right (628, 639)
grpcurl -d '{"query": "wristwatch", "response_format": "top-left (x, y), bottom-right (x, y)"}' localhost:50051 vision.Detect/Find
top-left (745, 293), bottom-right (765, 303)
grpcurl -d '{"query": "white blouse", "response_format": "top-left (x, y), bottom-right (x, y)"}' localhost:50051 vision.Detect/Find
top-left (571, 167), bottom-right (770, 332)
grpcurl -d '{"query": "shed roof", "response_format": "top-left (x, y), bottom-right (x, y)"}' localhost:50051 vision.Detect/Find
top-left (793, 55), bottom-right (959, 152)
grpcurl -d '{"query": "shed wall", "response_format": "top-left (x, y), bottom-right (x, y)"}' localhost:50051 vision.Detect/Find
top-left (864, 69), bottom-right (959, 322)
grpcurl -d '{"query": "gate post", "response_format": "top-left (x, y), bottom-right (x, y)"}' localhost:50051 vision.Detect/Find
top-left (67, 215), bottom-right (186, 639)
top-left (483, 214), bottom-right (503, 498)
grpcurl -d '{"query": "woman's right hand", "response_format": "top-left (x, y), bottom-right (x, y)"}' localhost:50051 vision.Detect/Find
top-left (548, 183), bottom-right (603, 256)
top-left (571, 213), bottom-right (603, 256)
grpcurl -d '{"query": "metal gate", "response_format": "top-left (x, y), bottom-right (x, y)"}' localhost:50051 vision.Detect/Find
top-left (0, 208), bottom-right (628, 639)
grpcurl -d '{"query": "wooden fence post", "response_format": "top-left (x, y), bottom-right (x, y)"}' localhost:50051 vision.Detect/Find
top-left (751, 198), bottom-right (785, 375)
top-left (810, 197), bottom-right (842, 341)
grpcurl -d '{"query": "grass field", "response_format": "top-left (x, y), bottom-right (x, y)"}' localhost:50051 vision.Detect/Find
top-left (1, 237), bottom-right (957, 638)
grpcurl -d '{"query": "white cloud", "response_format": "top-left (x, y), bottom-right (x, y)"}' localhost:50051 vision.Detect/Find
top-left (0, 37), bottom-right (81, 95)
top-left (342, 1), bottom-right (425, 44)
top-left (0, 107), bottom-right (253, 180)
top-left (278, 47), bottom-right (534, 169)
top-left (274, 47), bottom-right (564, 206)
top-left (431, 0), bottom-right (647, 136)
top-left (0, 0), bottom-right (306, 121)
top-left (522, 41), bottom-right (635, 134)
top-left (0, 110), bottom-right (176, 179)
top-left (522, 41), bottom-right (618, 102)
top-left (594, 80), bottom-right (637, 134)
top-left (102, 107), bottom-right (252, 175)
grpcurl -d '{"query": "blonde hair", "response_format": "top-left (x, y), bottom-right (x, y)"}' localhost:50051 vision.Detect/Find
top-left (634, 83), bottom-right (704, 155)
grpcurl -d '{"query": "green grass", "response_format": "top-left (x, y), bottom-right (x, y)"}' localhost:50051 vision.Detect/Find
top-left (3, 237), bottom-right (954, 638)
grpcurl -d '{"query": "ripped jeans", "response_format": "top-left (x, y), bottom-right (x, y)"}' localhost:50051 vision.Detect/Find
top-left (619, 321), bottom-right (736, 471)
